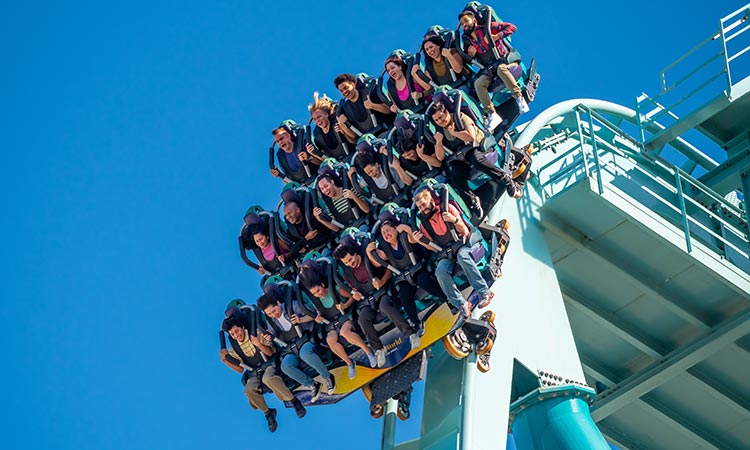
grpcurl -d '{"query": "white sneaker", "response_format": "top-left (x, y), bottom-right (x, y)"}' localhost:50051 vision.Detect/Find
top-left (516, 97), bottom-right (529, 114)
top-left (487, 111), bottom-right (503, 132)
top-left (409, 333), bottom-right (421, 350)
top-left (375, 348), bottom-right (386, 367)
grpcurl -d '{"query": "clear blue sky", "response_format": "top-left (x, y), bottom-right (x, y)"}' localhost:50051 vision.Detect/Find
top-left (2, 1), bottom-right (738, 449)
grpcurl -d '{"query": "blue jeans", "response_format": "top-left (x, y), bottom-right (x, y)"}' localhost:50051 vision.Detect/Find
top-left (435, 245), bottom-right (489, 309)
top-left (280, 341), bottom-right (330, 387)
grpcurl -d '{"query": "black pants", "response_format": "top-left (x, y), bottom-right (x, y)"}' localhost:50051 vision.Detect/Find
top-left (358, 295), bottom-right (414, 351)
top-left (395, 269), bottom-right (444, 327)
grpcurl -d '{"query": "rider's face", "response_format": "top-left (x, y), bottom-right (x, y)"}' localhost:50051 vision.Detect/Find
top-left (431, 108), bottom-right (451, 128)
top-left (283, 202), bottom-right (302, 224)
top-left (264, 302), bottom-right (283, 319)
top-left (424, 41), bottom-right (440, 60)
top-left (386, 62), bottom-right (403, 80)
top-left (253, 233), bottom-right (270, 249)
top-left (340, 252), bottom-right (361, 269)
top-left (318, 177), bottom-right (336, 197)
top-left (337, 81), bottom-right (358, 101)
top-left (312, 109), bottom-right (330, 129)
top-left (414, 194), bottom-right (435, 216)
top-left (229, 325), bottom-right (246, 342)
top-left (310, 285), bottom-right (328, 298)
top-left (459, 15), bottom-right (476, 32)
top-left (381, 223), bottom-right (397, 243)
top-left (274, 130), bottom-right (293, 152)
top-left (363, 163), bottom-right (382, 179)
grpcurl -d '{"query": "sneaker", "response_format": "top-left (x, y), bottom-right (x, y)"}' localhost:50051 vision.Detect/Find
top-left (291, 398), bottom-right (306, 418)
top-left (500, 170), bottom-right (519, 198)
top-left (409, 333), bottom-right (421, 350)
top-left (487, 111), bottom-right (503, 132)
top-left (516, 96), bottom-right (529, 114)
top-left (310, 382), bottom-right (323, 403)
top-left (367, 352), bottom-right (377, 368)
top-left (479, 291), bottom-right (495, 308)
top-left (264, 408), bottom-right (278, 432)
top-left (462, 302), bottom-right (472, 318)
top-left (375, 348), bottom-right (386, 368)
top-left (467, 193), bottom-right (484, 220)
top-left (325, 376), bottom-right (336, 394)
top-left (347, 363), bottom-right (356, 379)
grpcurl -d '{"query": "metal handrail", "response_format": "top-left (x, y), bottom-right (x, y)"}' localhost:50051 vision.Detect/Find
top-left (535, 106), bottom-right (749, 262)
top-left (635, 4), bottom-right (749, 133)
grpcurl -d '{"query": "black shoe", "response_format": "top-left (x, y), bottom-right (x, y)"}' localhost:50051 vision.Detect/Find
top-left (310, 381), bottom-right (323, 403)
top-left (468, 193), bottom-right (484, 219)
top-left (265, 408), bottom-right (278, 432)
top-left (499, 170), bottom-right (519, 198)
top-left (291, 397), bottom-right (306, 418)
top-left (325, 376), bottom-right (336, 395)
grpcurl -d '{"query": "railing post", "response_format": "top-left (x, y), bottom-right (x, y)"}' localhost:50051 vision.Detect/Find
top-left (718, 18), bottom-right (734, 96)
top-left (574, 108), bottom-right (590, 177)
top-left (586, 112), bottom-right (605, 195)
top-left (675, 171), bottom-right (693, 254)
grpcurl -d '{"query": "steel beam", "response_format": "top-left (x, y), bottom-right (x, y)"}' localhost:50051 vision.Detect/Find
top-left (563, 286), bottom-right (750, 416)
top-left (592, 310), bottom-right (750, 420)
top-left (544, 217), bottom-right (713, 329)
top-left (582, 359), bottom-right (738, 450)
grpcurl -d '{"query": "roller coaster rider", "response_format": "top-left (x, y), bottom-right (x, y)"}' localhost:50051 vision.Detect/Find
top-left (220, 306), bottom-right (306, 431)
top-left (457, 6), bottom-right (529, 132)
top-left (334, 73), bottom-right (394, 144)
top-left (270, 121), bottom-right (320, 184)
top-left (257, 282), bottom-right (335, 403)
top-left (307, 92), bottom-right (350, 161)
top-left (350, 135), bottom-right (405, 207)
top-left (388, 112), bottom-right (435, 187)
top-left (411, 185), bottom-right (494, 317)
top-left (428, 97), bottom-right (519, 204)
top-left (332, 236), bottom-right (421, 367)
top-left (366, 208), bottom-right (445, 339)
top-left (313, 164), bottom-right (372, 232)
top-left (279, 187), bottom-right (332, 260)
top-left (298, 258), bottom-right (376, 376)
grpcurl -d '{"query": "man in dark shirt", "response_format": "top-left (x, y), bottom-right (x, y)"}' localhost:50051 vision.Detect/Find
top-left (279, 189), bottom-right (330, 262)
top-left (334, 73), bottom-right (393, 143)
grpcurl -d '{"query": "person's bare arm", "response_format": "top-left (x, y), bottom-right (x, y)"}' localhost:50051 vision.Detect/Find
top-left (219, 349), bottom-right (243, 373)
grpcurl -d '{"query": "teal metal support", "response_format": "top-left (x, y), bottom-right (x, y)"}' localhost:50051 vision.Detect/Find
top-left (675, 171), bottom-right (693, 253)
top-left (741, 172), bottom-right (750, 245)
top-left (381, 399), bottom-right (398, 450)
top-left (585, 110), bottom-right (605, 195)
top-left (509, 385), bottom-right (610, 450)
top-left (718, 21), bottom-right (733, 95)
top-left (460, 352), bottom-right (478, 450)
top-left (574, 109), bottom-right (589, 175)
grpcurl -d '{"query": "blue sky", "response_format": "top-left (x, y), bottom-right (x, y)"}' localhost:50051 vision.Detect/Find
top-left (2, 1), bottom-right (739, 449)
